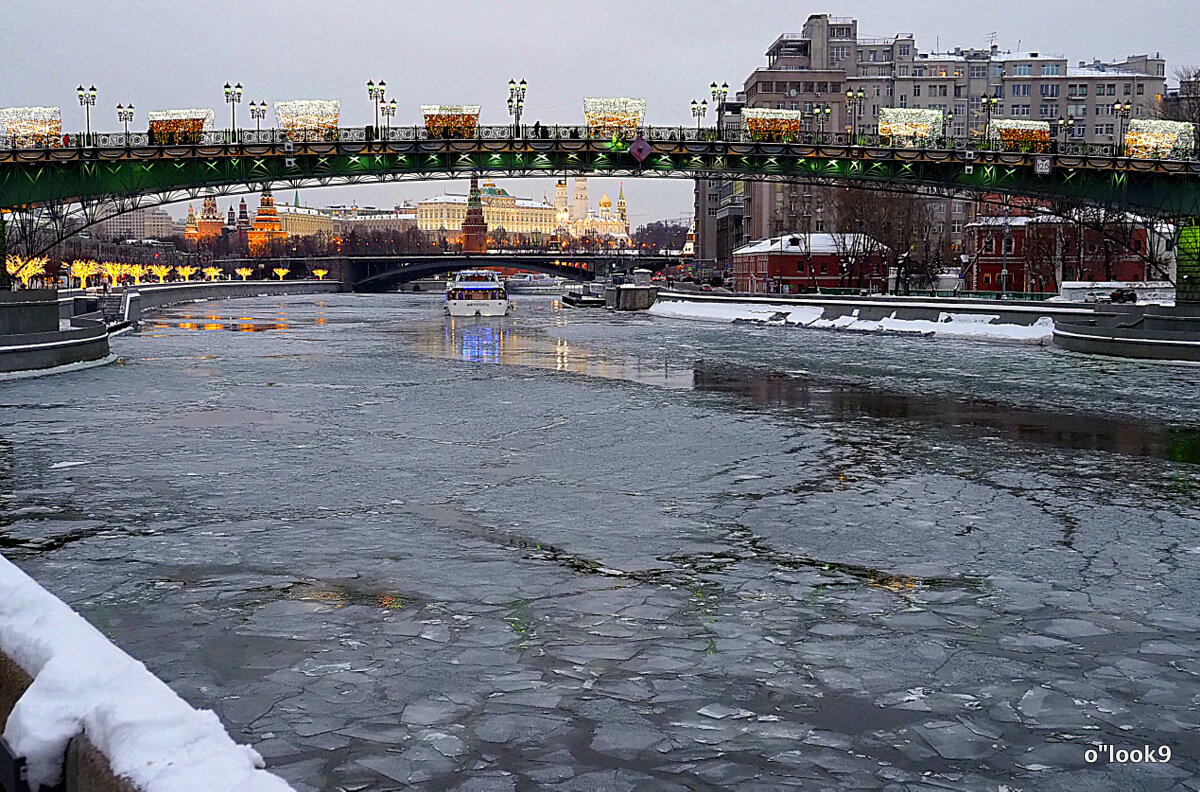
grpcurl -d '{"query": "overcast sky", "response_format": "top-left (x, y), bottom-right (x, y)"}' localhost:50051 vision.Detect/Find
top-left (5, 0), bottom-right (1193, 224)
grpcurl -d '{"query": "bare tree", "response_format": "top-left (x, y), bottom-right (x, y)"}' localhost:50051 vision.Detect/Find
top-left (1160, 66), bottom-right (1200, 125)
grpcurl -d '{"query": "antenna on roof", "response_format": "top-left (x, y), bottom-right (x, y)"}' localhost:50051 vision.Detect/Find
top-left (985, 32), bottom-right (997, 47)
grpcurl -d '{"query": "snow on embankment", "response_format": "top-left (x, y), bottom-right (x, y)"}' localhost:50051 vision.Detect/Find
top-left (649, 296), bottom-right (1055, 344)
top-left (0, 554), bottom-right (294, 792)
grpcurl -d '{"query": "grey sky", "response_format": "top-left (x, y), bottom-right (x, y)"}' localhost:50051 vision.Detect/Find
top-left (5, 1), bottom-right (1193, 223)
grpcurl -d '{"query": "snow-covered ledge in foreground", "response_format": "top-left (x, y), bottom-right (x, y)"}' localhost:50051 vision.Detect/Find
top-left (0, 554), bottom-right (294, 792)
top-left (649, 298), bottom-right (1055, 344)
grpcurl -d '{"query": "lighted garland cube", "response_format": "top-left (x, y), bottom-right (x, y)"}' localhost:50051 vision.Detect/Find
top-left (421, 105), bottom-right (480, 139)
top-left (743, 108), bottom-right (804, 142)
top-left (987, 119), bottom-right (1052, 152)
top-left (1123, 119), bottom-right (1195, 159)
top-left (878, 108), bottom-right (943, 146)
top-left (274, 100), bottom-right (340, 141)
top-left (583, 98), bottom-right (646, 138)
top-left (0, 107), bottom-right (63, 147)
top-left (147, 109), bottom-right (214, 145)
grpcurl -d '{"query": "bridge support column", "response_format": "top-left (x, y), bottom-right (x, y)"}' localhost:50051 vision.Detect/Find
top-left (1178, 221), bottom-right (1200, 304)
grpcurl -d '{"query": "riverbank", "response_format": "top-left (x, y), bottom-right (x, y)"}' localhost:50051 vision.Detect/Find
top-left (0, 555), bottom-right (293, 792)
top-left (650, 289), bottom-right (1094, 343)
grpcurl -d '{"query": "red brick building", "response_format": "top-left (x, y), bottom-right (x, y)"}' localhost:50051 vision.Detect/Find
top-left (964, 215), bottom-right (1161, 293)
top-left (731, 233), bottom-right (887, 293)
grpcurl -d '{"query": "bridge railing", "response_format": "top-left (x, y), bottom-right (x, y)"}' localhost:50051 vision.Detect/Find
top-left (0, 126), bottom-right (1176, 163)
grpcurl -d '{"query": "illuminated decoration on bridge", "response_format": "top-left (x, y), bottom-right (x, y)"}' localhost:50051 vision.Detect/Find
top-left (743, 108), bottom-right (804, 142)
top-left (421, 105), bottom-right (480, 138)
top-left (146, 109), bottom-right (214, 144)
top-left (583, 98), bottom-right (645, 138)
top-left (878, 108), bottom-right (943, 145)
top-left (0, 107), bottom-right (62, 147)
top-left (987, 119), bottom-right (1052, 152)
top-left (1124, 119), bottom-right (1195, 159)
top-left (274, 100), bottom-right (339, 141)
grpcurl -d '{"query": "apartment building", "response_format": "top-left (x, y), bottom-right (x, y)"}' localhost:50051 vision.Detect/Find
top-left (698, 14), bottom-right (1168, 273)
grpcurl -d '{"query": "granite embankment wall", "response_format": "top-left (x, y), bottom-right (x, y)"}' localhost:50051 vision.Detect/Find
top-left (0, 290), bottom-right (110, 377)
top-left (117, 280), bottom-right (342, 322)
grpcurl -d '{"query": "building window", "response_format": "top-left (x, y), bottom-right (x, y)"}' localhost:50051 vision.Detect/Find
top-left (898, 43), bottom-right (911, 56)
top-left (1011, 84), bottom-right (1031, 97)
top-left (1137, 84), bottom-right (1145, 95)
top-left (804, 81), bottom-right (814, 92)
top-left (913, 85), bottom-right (921, 97)
top-left (1123, 83), bottom-right (1132, 95)
top-left (898, 66), bottom-right (909, 76)
top-left (708, 208), bottom-right (717, 216)
top-left (913, 66), bottom-right (925, 77)
top-left (952, 202), bottom-right (965, 214)
top-left (969, 65), bottom-right (987, 79)
top-left (1039, 105), bottom-right (1060, 118)
top-left (1041, 84), bottom-right (1060, 97)
top-left (951, 220), bottom-right (964, 233)
top-left (1106, 84), bottom-right (1117, 95)
top-left (1042, 64), bottom-right (1061, 76)
top-left (1003, 236), bottom-right (1015, 254)
top-left (1013, 64), bottom-right (1033, 76)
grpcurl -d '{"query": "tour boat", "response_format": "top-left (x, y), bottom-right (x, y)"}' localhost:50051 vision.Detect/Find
top-left (505, 273), bottom-right (565, 294)
top-left (445, 270), bottom-right (512, 317)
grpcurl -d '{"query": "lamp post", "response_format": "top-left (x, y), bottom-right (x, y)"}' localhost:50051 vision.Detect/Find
top-left (814, 104), bottom-right (832, 138)
top-left (709, 81), bottom-right (729, 135)
top-left (690, 98), bottom-right (708, 130)
top-left (249, 101), bottom-right (267, 133)
top-left (981, 95), bottom-right (1000, 143)
top-left (223, 82), bottom-right (242, 140)
top-left (77, 85), bottom-right (96, 144)
top-left (1056, 116), bottom-right (1075, 151)
top-left (1113, 101), bottom-right (1132, 154)
top-left (367, 80), bottom-right (386, 136)
top-left (116, 103), bottom-right (134, 143)
top-left (507, 78), bottom-right (527, 135)
top-left (380, 99), bottom-right (396, 135)
top-left (845, 88), bottom-right (865, 139)
top-left (942, 112), bottom-right (954, 144)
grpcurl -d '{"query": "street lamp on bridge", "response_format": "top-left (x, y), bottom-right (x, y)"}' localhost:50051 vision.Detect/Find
top-left (981, 95), bottom-right (1000, 140)
top-left (1113, 101), bottom-right (1133, 155)
top-left (1056, 116), bottom-right (1076, 149)
top-left (813, 104), bottom-right (832, 137)
top-left (845, 88), bottom-right (865, 139)
top-left (249, 101), bottom-right (267, 133)
top-left (116, 103), bottom-right (134, 141)
top-left (690, 98), bottom-right (708, 130)
top-left (507, 78), bottom-right (527, 135)
top-left (367, 80), bottom-right (386, 136)
top-left (380, 99), bottom-right (397, 134)
top-left (223, 82), bottom-right (242, 138)
top-left (77, 85), bottom-right (96, 144)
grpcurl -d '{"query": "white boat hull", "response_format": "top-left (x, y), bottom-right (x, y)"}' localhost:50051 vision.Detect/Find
top-left (445, 299), bottom-right (511, 317)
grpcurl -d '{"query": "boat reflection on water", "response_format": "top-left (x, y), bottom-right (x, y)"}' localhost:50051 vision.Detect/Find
top-left (432, 317), bottom-right (692, 388)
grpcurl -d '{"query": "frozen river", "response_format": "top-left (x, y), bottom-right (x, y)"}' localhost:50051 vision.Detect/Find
top-left (3, 293), bottom-right (1199, 791)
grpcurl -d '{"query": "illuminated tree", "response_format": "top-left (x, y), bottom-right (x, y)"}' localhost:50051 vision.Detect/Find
top-left (126, 264), bottom-right (147, 284)
top-left (202, 266), bottom-right (222, 281)
top-left (5, 256), bottom-right (48, 288)
top-left (235, 267), bottom-right (254, 281)
top-left (311, 268), bottom-right (329, 280)
top-left (175, 265), bottom-right (200, 281)
top-left (70, 259), bottom-right (100, 288)
top-left (100, 261), bottom-right (126, 286)
top-left (148, 264), bottom-right (173, 282)
top-left (272, 267), bottom-right (289, 280)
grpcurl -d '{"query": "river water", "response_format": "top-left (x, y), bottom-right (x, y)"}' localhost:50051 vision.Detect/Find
top-left (3, 293), bottom-right (1199, 791)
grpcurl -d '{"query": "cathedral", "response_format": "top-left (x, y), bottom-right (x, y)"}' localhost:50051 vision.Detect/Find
top-left (553, 177), bottom-right (629, 241)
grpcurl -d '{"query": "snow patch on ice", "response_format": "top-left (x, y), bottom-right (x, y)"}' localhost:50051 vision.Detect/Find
top-left (0, 554), bottom-right (294, 792)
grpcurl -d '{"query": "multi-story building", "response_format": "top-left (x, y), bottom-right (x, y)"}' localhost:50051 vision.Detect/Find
top-left (276, 204), bottom-right (336, 238)
top-left (93, 207), bottom-right (175, 240)
top-left (698, 13), bottom-right (1168, 272)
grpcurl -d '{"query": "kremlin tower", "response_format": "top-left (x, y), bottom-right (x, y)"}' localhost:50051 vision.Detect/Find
top-left (183, 204), bottom-right (199, 242)
top-left (461, 176), bottom-right (488, 253)
top-left (247, 188), bottom-right (287, 254)
top-left (193, 195), bottom-right (224, 242)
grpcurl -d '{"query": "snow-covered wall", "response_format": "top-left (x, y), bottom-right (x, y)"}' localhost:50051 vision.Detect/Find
top-left (0, 554), bottom-right (294, 792)
top-left (649, 291), bottom-right (1087, 344)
